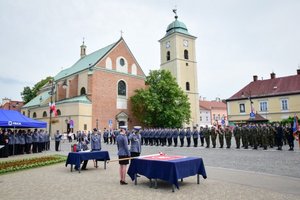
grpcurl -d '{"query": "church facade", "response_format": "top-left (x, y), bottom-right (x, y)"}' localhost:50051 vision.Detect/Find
top-left (22, 37), bottom-right (145, 135)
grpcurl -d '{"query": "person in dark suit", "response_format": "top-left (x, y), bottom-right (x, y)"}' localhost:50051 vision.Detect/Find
top-left (287, 123), bottom-right (295, 151)
top-left (275, 123), bottom-right (284, 150)
top-left (54, 130), bottom-right (62, 151)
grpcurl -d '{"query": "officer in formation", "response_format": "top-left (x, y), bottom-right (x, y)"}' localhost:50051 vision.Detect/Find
top-left (3, 129), bottom-right (50, 157)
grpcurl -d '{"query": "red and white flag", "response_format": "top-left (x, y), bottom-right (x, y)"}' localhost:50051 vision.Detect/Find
top-left (49, 102), bottom-right (58, 117)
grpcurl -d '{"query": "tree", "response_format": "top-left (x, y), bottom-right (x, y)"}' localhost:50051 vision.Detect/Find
top-left (21, 76), bottom-right (53, 104)
top-left (131, 70), bottom-right (190, 128)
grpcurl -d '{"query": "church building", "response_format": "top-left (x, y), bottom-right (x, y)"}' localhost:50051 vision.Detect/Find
top-left (22, 37), bottom-right (146, 135)
top-left (159, 12), bottom-right (200, 127)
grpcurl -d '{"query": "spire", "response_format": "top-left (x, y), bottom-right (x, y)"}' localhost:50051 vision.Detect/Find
top-left (172, 7), bottom-right (178, 20)
top-left (80, 37), bottom-right (86, 58)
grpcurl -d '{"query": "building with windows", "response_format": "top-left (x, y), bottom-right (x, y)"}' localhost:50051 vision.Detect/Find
top-left (199, 99), bottom-right (227, 127)
top-left (226, 70), bottom-right (300, 123)
top-left (0, 98), bottom-right (24, 112)
top-left (21, 37), bottom-right (145, 135)
top-left (159, 12), bottom-right (200, 127)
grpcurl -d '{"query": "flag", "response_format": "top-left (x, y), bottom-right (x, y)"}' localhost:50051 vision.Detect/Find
top-left (292, 115), bottom-right (299, 143)
top-left (49, 102), bottom-right (58, 117)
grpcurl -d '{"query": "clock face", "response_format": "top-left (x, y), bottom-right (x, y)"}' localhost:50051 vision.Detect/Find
top-left (183, 40), bottom-right (188, 47)
top-left (166, 41), bottom-right (170, 48)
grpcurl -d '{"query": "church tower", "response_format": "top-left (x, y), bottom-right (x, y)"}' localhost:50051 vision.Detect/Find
top-left (159, 10), bottom-right (200, 127)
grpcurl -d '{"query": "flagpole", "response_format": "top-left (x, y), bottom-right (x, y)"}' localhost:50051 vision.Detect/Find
top-left (49, 80), bottom-right (55, 139)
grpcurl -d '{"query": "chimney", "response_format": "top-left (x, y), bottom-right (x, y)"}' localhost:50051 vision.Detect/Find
top-left (253, 75), bottom-right (258, 82)
top-left (80, 40), bottom-right (87, 58)
top-left (270, 72), bottom-right (276, 79)
top-left (297, 69), bottom-right (300, 75)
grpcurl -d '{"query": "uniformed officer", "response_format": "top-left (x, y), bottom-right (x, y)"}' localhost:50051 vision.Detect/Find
top-left (199, 127), bottom-right (204, 146)
top-left (129, 129), bottom-right (141, 157)
top-left (166, 129), bottom-right (173, 146)
top-left (218, 127), bottom-right (224, 148)
top-left (225, 126), bottom-right (232, 148)
top-left (172, 128), bottom-right (179, 147)
top-left (192, 127), bottom-right (199, 147)
top-left (32, 129), bottom-right (39, 153)
top-left (55, 130), bottom-right (62, 151)
top-left (203, 126), bottom-right (210, 148)
top-left (233, 125), bottom-right (241, 149)
top-left (25, 130), bottom-right (32, 154)
top-left (186, 127), bottom-right (191, 147)
top-left (261, 124), bottom-right (269, 150)
top-left (179, 128), bottom-right (185, 147)
top-left (210, 126), bottom-right (217, 148)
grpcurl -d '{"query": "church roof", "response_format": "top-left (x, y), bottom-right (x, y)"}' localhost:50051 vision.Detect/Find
top-left (56, 95), bottom-right (91, 105)
top-left (22, 90), bottom-right (51, 108)
top-left (54, 41), bottom-right (117, 81)
top-left (165, 18), bottom-right (193, 37)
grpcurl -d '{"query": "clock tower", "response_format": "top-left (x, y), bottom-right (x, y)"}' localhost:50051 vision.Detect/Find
top-left (159, 11), bottom-right (200, 127)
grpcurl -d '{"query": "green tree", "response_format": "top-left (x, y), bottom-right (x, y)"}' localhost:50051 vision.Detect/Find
top-left (21, 76), bottom-right (53, 104)
top-left (131, 70), bottom-right (190, 128)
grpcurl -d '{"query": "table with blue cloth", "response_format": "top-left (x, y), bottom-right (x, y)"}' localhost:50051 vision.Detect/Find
top-left (127, 155), bottom-right (207, 192)
top-left (65, 151), bottom-right (110, 173)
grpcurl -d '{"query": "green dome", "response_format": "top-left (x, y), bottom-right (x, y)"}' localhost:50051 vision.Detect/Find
top-left (165, 19), bottom-right (190, 36)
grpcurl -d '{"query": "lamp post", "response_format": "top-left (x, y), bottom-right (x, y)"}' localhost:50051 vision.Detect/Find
top-left (48, 80), bottom-right (55, 138)
top-left (241, 91), bottom-right (254, 119)
top-left (96, 118), bottom-right (99, 130)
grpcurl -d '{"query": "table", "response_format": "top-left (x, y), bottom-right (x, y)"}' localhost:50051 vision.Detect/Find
top-left (127, 155), bottom-right (207, 192)
top-left (65, 151), bottom-right (110, 173)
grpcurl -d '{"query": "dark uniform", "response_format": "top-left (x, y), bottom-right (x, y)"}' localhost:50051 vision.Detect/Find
top-left (203, 126), bottom-right (210, 148)
top-left (179, 129), bottom-right (185, 147)
top-left (233, 125), bottom-right (241, 149)
top-left (218, 128), bottom-right (224, 148)
top-left (225, 127), bottom-right (232, 148)
top-left (192, 127), bottom-right (199, 147)
top-left (210, 127), bottom-right (217, 148)
top-left (186, 128), bottom-right (191, 147)
top-left (172, 129), bottom-right (179, 147)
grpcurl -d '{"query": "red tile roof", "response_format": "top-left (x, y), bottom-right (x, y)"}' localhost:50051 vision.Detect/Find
top-left (227, 74), bottom-right (300, 101)
top-left (199, 100), bottom-right (227, 110)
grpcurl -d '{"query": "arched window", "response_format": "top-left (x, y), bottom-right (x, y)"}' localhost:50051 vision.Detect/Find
top-left (43, 111), bottom-right (47, 117)
top-left (184, 50), bottom-right (189, 60)
top-left (118, 80), bottom-right (126, 96)
top-left (186, 82), bottom-right (190, 91)
top-left (80, 87), bottom-right (86, 95)
top-left (105, 57), bottom-right (112, 69)
top-left (33, 112), bottom-right (37, 118)
top-left (166, 51), bottom-right (170, 61)
top-left (22, 111), bottom-right (25, 115)
top-left (57, 109), bottom-right (61, 116)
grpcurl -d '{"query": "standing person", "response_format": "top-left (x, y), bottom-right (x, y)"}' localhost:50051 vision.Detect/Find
top-left (129, 129), bottom-right (141, 157)
top-left (91, 128), bottom-right (101, 168)
top-left (210, 126), bottom-right (217, 148)
top-left (172, 128), bottom-right (179, 147)
top-left (186, 128), bottom-right (191, 147)
top-left (275, 123), bottom-right (283, 150)
top-left (287, 123), bottom-right (294, 151)
top-left (203, 126), bottom-right (210, 148)
top-left (32, 129), bottom-right (39, 153)
top-left (199, 127), bottom-right (205, 146)
top-left (192, 127), bottom-right (199, 147)
top-left (8, 130), bottom-right (15, 156)
top-left (218, 127), bottom-right (224, 148)
top-left (0, 130), bottom-right (9, 158)
top-left (55, 130), bottom-right (62, 151)
top-left (225, 126), bottom-right (232, 148)
top-left (179, 128), bottom-right (185, 147)
top-left (116, 128), bottom-right (130, 185)
top-left (234, 125), bottom-right (241, 149)
top-left (25, 130), bottom-right (32, 154)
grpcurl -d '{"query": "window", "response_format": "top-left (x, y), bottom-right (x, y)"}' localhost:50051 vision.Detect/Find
top-left (281, 99), bottom-right (288, 110)
top-left (118, 80), bottom-right (126, 96)
top-left (43, 111), bottom-right (47, 117)
top-left (184, 50), bottom-right (189, 59)
top-left (120, 58), bottom-right (125, 66)
top-left (33, 112), bottom-right (37, 118)
top-left (260, 101), bottom-right (268, 112)
top-left (200, 116), bottom-right (202, 121)
top-left (166, 51), bottom-right (170, 61)
top-left (57, 109), bottom-right (61, 116)
top-left (186, 63), bottom-right (188, 66)
top-left (213, 114), bottom-right (216, 120)
top-left (84, 124), bottom-right (87, 131)
top-left (80, 87), bottom-right (86, 95)
top-left (186, 82), bottom-right (190, 91)
top-left (206, 116), bottom-right (208, 121)
top-left (239, 104), bottom-right (245, 113)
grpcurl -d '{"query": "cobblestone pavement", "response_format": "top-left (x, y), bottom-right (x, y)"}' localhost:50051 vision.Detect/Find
top-left (1, 139), bottom-right (300, 200)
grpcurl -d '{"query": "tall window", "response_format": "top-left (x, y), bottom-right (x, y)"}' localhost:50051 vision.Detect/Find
top-left (281, 99), bottom-right (288, 110)
top-left (57, 109), bottom-right (61, 116)
top-left (166, 51), bottom-right (170, 61)
top-left (186, 82), bottom-right (190, 91)
top-left (239, 103), bottom-right (245, 113)
top-left (33, 112), bottom-right (37, 118)
top-left (43, 111), bottom-right (47, 117)
top-left (184, 50), bottom-right (189, 59)
top-left (118, 80), bottom-right (126, 96)
top-left (260, 101), bottom-right (268, 112)
top-left (80, 87), bottom-right (86, 95)
top-left (200, 116), bottom-right (202, 121)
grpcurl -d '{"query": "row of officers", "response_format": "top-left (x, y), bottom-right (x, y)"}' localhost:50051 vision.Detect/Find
top-left (137, 123), bottom-right (296, 151)
top-left (0, 129), bottom-right (50, 158)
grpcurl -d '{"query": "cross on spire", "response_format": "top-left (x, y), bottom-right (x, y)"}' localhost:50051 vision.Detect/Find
top-left (120, 30), bottom-right (124, 37)
top-left (173, 6), bottom-right (178, 19)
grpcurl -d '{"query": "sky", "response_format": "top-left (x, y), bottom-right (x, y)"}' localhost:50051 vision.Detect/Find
top-left (0, 0), bottom-right (300, 102)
